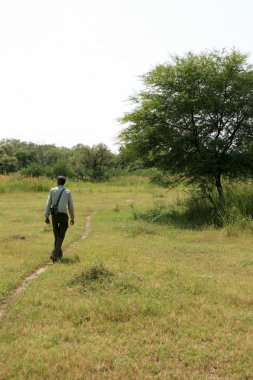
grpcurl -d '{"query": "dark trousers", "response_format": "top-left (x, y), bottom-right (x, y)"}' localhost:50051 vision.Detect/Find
top-left (52, 213), bottom-right (69, 260)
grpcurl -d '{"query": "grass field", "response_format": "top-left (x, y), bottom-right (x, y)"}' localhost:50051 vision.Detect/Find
top-left (0, 176), bottom-right (253, 379)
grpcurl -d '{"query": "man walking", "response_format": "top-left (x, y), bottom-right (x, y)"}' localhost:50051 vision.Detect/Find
top-left (45, 176), bottom-right (75, 262)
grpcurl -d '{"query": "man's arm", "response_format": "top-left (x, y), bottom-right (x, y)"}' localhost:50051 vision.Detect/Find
top-left (44, 190), bottom-right (52, 224)
top-left (68, 192), bottom-right (75, 225)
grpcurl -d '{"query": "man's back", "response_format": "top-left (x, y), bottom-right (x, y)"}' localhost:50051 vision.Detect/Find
top-left (45, 185), bottom-right (74, 220)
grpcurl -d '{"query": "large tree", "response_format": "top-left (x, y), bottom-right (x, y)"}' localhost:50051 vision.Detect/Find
top-left (120, 50), bottom-right (253, 199)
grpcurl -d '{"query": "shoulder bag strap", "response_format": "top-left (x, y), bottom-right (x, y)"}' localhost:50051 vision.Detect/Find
top-left (55, 188), bottom-right (65, 207)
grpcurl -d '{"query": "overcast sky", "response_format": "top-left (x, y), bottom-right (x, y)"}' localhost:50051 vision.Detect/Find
top-left (0, 0), bottom-right (253, 151)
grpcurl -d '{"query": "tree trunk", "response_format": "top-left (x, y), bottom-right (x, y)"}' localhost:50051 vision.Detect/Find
top-left (215, 173), bottom-right (224, 198)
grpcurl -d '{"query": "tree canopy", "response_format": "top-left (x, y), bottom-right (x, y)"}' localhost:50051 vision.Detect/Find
top-left (120, 50), bottom-right (253, 198)
top-left (0, 139), bottom-right (118, 180)
top-left (71, 143), bottom-right (115, 180)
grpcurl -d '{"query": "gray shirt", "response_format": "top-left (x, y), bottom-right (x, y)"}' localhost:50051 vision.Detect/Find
top-left (45, 186), bottom-right (74, 219)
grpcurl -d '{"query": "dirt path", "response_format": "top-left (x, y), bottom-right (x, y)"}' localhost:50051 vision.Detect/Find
top-left (0, 214), bottom-right (93, 323)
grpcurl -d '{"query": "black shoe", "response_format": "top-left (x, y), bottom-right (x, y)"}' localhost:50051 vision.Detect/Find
top-left (50, 255), bottom-right (57, 263)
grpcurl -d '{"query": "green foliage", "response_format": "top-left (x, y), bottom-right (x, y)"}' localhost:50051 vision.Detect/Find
top-left (0, 154), bottom-right (18, 174)
top-left (44, 160), bottom-right (75, 178)
top-left (149, 171), bottom-right (182, 188)
top-left (120, 49), bottom-right (253, 198)
top-left (71, 143), bottom-right (116, 181)
top-left (20, 163), bottom-right (45, 177)
top-left (15, 148), bottom-right (35, 169)
top-left (0, 139), bottom-right (119, 180)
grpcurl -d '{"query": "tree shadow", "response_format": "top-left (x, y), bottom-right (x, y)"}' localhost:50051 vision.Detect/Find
top-left (133, 205), bottom-right (218, 231)
top-left (157, 210), bottom-right (217, 230)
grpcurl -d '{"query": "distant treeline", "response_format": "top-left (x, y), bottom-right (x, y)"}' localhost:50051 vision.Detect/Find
top-left (0, 139), bottom-right (130, 181)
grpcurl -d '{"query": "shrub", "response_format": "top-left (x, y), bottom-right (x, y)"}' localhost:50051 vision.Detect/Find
top-left (20, 163), bottom-right (45, 177)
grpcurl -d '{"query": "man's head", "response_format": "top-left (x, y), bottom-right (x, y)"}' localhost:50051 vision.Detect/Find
top-left (57, 176), bottom-right (66, 186)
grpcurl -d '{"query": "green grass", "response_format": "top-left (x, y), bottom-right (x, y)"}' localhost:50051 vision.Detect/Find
top-left (0, 176), bottom-right (253, 379)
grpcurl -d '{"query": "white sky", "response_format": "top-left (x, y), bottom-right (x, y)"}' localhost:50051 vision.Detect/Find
top-left (0, 0), bottom-right (253, 152)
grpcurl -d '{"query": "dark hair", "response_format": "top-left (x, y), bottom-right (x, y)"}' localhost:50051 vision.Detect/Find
top-left (57, 176), bottom-right (66, 186)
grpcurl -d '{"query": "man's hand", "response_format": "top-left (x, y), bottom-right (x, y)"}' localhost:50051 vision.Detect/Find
top-left (45, 217), bottom-right (50, 225)
top-left (70, 219), bottom-right (74, 225)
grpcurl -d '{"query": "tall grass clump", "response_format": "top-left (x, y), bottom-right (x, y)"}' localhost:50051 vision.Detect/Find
top-left (133, 203), bottom-right (171, 224)
top-left (0, 175), bottom-right (82, 193)
top-left (0, 175), bottom-right (52, 193)
top-left (215, 183), bottom-right (253, 230)
top-left (70, 262), bottom-right (114, 287)
top-left (132, 181), bottom-right (253, 231)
